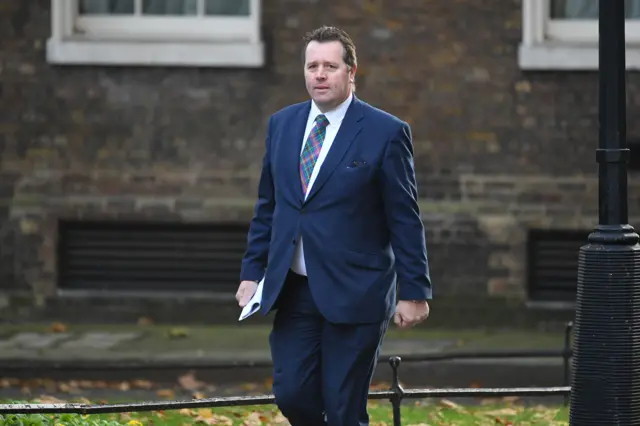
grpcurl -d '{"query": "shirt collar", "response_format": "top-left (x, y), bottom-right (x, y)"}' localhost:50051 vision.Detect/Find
top-left (309, 92), bottom-right (353, 126)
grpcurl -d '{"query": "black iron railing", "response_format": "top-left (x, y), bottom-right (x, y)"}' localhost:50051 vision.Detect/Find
top-left (0, 321), bottom-right (575, 426)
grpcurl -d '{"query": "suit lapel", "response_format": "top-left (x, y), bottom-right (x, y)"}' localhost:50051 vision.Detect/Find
top-left (284, 101), bottom-right (311, 204)
top-left (304, 97), bottom-right (364, 204)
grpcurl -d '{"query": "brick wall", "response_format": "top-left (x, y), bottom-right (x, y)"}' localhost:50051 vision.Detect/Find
top-left (1, 0), bottom-right (639, 325)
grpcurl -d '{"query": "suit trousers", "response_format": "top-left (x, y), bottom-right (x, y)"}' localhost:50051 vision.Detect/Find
top-left (269, 270), bottom-right (390, 426)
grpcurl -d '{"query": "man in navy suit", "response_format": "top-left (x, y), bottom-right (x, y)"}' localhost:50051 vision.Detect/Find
top-left (236, 26), bottom-right (432, 426)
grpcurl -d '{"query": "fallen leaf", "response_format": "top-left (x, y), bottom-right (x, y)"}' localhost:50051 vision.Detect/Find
top-left (156, 389), bottom-right (175, 399)
top-left (119, 413), bottom-right (133, 421)
top-left (272, 412), bottom-right (290, 425)
top-left (178, 371), bottom-right (206, 391)
top-left (194, 414), bottom-right (233, 425)
top-left (242, 412), bottom-right (264, 426)
top-left (369, 382), bottom-right (391, 390)
top-left (0, 378), bottom-right (19, 388)
top-left (197, 408), bottom-right (214, 418)
top-left (49, 322), bottom-right (68, 333)
top-left (484, 408), bottom-right (519, 416)
top-left (58, 382), bottom-right (80, 393)
top-left (240, 383), bottom-right (259, 391)
top-left (131, 379), bottom-right (154, 389)
top-left (166, 327), bottom-right (190, 339)
top-left (137, 316), bottom-right (154, 326)
top-left (439, 399), bottom-right (466, 412)
top-left (33, 395), bottom-right (66, 404)
top-left (179, 408), bottom-right (195, 416)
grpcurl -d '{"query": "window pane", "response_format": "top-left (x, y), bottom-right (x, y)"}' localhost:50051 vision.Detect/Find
top-left (205, 0), bottom-right (250, 16)
top-left (142, 0), bottom-right (198, 15)
top-left (79, 0), bottom-right (134, 14)
top-left (550, 0), bottom-right (640, 19)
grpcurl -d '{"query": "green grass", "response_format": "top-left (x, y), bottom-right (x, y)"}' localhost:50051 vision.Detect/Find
top-left (1, 400), bottom-right (569, 425)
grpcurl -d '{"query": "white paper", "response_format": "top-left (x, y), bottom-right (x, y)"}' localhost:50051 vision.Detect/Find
top-left (238, 277), bottom-right (264, 321)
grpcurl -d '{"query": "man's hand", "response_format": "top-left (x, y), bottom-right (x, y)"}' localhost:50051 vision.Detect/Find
top-left (394, 300), bottom-right (430, 329)
top-left (236, 280), bottom-right (258, 307)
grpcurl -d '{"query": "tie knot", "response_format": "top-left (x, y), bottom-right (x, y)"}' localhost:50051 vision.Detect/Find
top-left (315, 114), bottom-right (329, 128)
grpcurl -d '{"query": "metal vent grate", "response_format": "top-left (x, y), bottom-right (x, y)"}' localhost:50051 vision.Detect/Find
top-left (527, 229), bottom-right (589, 302)
top-left (57, 220), bottom-right (249, 293)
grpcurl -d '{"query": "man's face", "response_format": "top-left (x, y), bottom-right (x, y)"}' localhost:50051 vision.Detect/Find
top-left (304, 40), bottom-right (355, 112)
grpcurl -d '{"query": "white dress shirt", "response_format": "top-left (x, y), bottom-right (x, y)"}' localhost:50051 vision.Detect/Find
top-left (290, 93), bottom-right (353, 276)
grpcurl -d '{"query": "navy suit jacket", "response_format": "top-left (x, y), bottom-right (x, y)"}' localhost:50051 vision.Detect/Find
top-left (240, 95), bottom-right (432, 324)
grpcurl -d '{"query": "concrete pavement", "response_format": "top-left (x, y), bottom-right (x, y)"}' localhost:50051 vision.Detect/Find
top-left (0, 322), bottom-right (573, 389)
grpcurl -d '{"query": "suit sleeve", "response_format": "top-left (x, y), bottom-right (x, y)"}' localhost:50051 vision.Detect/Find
top-left (380, 121), bottom-right (433, 300)
top-left (239, 116), bottom-right (275, 282)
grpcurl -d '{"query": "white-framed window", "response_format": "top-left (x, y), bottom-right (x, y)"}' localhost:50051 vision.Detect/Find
top-left (47, 0), bottom-right (264, 68)
top-left (519, 0), bottom-right (640, 70)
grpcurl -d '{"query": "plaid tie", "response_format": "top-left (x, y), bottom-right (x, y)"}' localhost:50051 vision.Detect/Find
top-left (300, 114), bottom-right (330, 194)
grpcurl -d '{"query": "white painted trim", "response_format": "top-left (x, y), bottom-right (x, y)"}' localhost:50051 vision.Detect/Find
top-left (46, 0), bottom-right (263, 67)
top-left (46, 38), bottom-right (265, 67)
top-left (522, 0), bottom-right (544, 45)
top-left (520, 0), bottom-right (640, 70)
top-left (518, 43), bottom-right (640, 70)
top-left (75, 16), bottom-right (257, 42)
top-left (547, 20), bottom-right (640, 42)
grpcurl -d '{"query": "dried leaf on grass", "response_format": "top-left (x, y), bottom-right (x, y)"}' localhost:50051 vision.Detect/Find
top-left (438, 398), bottom-right (469, 414)
top-left (242, 412), bottom-right (267, 425)
top-left (193, 408), bottom-right (233, 425)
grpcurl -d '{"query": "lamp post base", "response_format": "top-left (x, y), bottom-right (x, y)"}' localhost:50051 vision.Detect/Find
top-left (570, 225), bottom-right (640, 424)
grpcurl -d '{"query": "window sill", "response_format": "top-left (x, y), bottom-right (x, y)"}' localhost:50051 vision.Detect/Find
top-left (46, 38), bottom-right (265, 68)
top-left (518, 42), bottom-right (640, 70)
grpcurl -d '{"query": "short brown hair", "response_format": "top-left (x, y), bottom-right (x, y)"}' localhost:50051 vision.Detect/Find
top-left (302, 26), bottom-right (357, 70)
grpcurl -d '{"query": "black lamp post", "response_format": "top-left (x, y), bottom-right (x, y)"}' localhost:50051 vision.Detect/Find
top-left (570, 0), bottom-right (640, 424)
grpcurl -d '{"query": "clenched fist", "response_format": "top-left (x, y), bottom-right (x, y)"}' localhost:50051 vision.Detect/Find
top-left (394, 300), bottom-right (430, 329)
